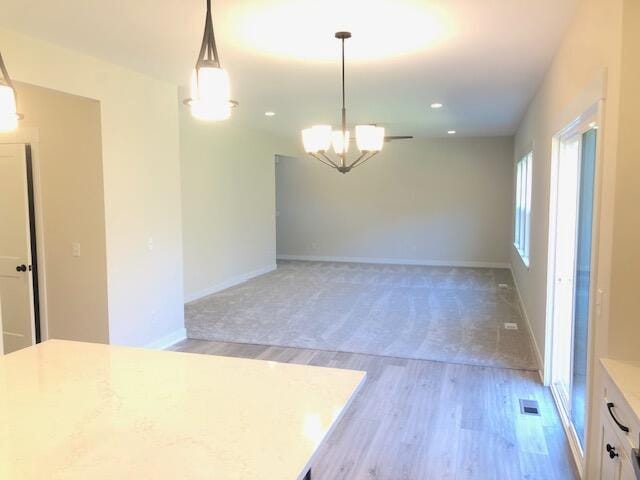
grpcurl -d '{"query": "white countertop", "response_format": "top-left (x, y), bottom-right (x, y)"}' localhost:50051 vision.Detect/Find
top-left (0, 340), bottom-right (366, 480)
top-left (601, 358), bottom-right (640, 421)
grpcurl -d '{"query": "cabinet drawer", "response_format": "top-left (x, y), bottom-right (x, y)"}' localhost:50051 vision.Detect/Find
top-left (603, 374), bottom-right (640, 454)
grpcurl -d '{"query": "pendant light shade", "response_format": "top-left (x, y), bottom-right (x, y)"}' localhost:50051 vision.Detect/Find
top-left (356, 125), bottom-right (385, 152)
top-left (0, 52), bottom-right (22, 133)
top-left (332, 130), bottom-right (350, 155)
top-left (302, 125), bottom-right (332, 153)
top-left (183, 0), bottom-right (237, 120)
top-left (189, 66), bottom-right (231, 120)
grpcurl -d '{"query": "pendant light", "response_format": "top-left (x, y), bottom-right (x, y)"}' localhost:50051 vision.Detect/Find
top-left (0, 51), bottom-right (23, 132)
top-left (301, 32), bottom-right (385, 174)
top-left (183, 0), bottom-right (237, 121)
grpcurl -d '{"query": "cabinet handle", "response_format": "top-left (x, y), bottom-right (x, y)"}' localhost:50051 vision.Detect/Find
top-left (607, 402), bottom-right (630, 433)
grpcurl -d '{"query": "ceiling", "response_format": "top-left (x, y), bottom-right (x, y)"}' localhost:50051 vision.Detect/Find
top-left (0, 0), bottom-right (578, 139)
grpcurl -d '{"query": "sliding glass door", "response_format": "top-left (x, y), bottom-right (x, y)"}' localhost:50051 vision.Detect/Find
top-left (548, 113), bottom-right (598, 452)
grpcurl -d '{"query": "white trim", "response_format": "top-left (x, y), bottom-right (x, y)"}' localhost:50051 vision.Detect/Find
top-left (144, 327), bottom-right (187, 350)
top-left (184, 264), bottom-right (277, 303)
top-left (510, 267), bottom-right (545, 382)
top-left (277, 255), bottom-right (510, 269)
top-left (550, 383), bottom-right (585, 478)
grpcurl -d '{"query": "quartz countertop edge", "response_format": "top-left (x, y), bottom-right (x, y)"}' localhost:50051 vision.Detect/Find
top-left (601, 358), bottom-right (640, 422)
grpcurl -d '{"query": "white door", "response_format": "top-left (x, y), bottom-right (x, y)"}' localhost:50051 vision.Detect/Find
top-left (0, 144), bottom-right (36, 354)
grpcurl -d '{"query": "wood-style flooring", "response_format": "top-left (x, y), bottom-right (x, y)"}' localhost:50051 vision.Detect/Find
top-left (171, 339), bottom-right (578, 480)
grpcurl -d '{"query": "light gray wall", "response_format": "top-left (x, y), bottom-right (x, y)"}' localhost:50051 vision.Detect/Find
top-left (180, 93), bottom-right (297, 302)
top-left (14, 82), bottom-right (109, 344)
top-left (276, 136), bottom-right (514, 267)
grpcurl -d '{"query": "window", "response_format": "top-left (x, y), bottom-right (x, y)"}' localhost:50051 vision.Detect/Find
top-left (514, 151), bottom-right (533, 266)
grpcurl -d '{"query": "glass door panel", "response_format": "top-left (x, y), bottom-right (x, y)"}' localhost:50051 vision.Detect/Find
top-left (571, 127), bottom-right (597, 447)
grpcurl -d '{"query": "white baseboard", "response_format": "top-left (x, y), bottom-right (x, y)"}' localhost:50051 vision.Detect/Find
top-left (184, 264), bottom-right (277, 304)
top-left (145, 327), bottom-right (187, 350)
top-left (276, 254), bottom-right (510, 269)
top-left (510, 266), bottom-right (545, 382)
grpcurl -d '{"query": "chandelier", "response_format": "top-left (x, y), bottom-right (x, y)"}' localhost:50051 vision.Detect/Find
top-left (302, 32), bottom-right (385, 174)
top-left (0, 50), bottom-right (23, 132)
top-left (184, 0), bottom-right (237, 121)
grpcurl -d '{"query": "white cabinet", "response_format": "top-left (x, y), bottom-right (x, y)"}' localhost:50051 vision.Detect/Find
top-left (599, 403), bottom-right (627, 479)
top-left (598, 360), bottom-right (640, 480)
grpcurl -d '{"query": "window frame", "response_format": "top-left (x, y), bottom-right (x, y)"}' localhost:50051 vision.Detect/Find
top-left (514, 151), bottom-right (533, 267)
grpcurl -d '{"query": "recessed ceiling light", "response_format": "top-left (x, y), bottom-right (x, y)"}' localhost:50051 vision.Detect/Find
top-left (447, 130), bottom-right (456, 135)
top-left (265, 111), bottom-right (276, 117)
top-left (430, 103), bottom-right (443, 109)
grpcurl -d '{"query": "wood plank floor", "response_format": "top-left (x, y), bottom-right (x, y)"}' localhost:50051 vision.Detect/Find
top-left (171, 339), bottom-right (578, 480)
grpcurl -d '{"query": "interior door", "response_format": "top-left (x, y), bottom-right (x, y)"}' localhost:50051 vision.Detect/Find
top-left (0, 143), bottom-right (36, 354)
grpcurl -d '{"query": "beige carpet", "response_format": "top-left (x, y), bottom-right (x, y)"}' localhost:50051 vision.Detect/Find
top-left (186, 260), bottom-right (538, 370)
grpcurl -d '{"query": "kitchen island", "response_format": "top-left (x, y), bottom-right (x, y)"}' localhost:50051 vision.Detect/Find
top-left (0, 340), bottom-right (366, 479)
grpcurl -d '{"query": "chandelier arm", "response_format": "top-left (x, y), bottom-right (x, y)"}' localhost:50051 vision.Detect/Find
top-left (350, 151), bottom-right (379, 170)
top-left (346, 151), bottom-right (368, 170)
top-left (310, 153), bottom-right (338, 169)
top-left (319, 151), bottom-right (340, 169)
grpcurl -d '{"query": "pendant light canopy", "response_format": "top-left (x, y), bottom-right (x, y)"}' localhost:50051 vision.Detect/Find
top-left (301, 32), bottom-right (385, 174)
top-left (184, 0), bottom-right (237, 121)
top-left (0, 51), bottom-right (23, 132)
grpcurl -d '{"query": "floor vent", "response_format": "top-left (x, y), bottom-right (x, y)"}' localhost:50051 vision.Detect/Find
top-left (519, 399), bottom-right (540, 416)
top-left (504, 323), bottom-right (519, 330)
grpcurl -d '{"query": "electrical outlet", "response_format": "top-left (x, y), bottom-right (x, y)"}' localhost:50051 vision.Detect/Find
top-left (147, 237), bottom-right (154, 252)
top-left (311, 242), bottom-right (318, 250)
top-left (504, 323), bottom-right (518, 330)
top-left (72, 242), bottom-right (81, 257)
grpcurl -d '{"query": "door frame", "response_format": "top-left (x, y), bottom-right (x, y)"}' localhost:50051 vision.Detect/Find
top-left (545, 101), bottom-right (605, 476)
top-left (0, 128), bottom-right (49, 347)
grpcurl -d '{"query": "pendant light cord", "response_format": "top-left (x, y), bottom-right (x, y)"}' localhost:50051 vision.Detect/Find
top-left (341, 37), bottom-right (347, 166)
top-left (0, 52), bottom-right (15, 90)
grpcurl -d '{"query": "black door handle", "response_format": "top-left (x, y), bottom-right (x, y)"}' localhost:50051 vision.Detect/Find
top-left (15, 264), bottom-right (27, 272)
top-left (607, 443), bottom-right (619, 459)
top-left (607, 402), bottom-right (630, 433)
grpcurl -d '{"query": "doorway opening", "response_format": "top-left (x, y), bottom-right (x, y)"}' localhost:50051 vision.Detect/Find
top-left (546, 106), bottom-right (599, 466)
top-left (0, 143), bottom-right (41, 354)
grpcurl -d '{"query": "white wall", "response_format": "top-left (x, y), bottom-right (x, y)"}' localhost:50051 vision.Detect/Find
top-left (510, 0), bottom-right (623, 371)
top-left (180, 94), bottom-right (296, 302)
top-left (509, 0), bottom-right (625, 474)
top-left (607, 0), bottom-right (640, 362)
top-left (276, 137), bottom-right (514, 267)
top-left (0, 28), bottom-right (184, 347)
